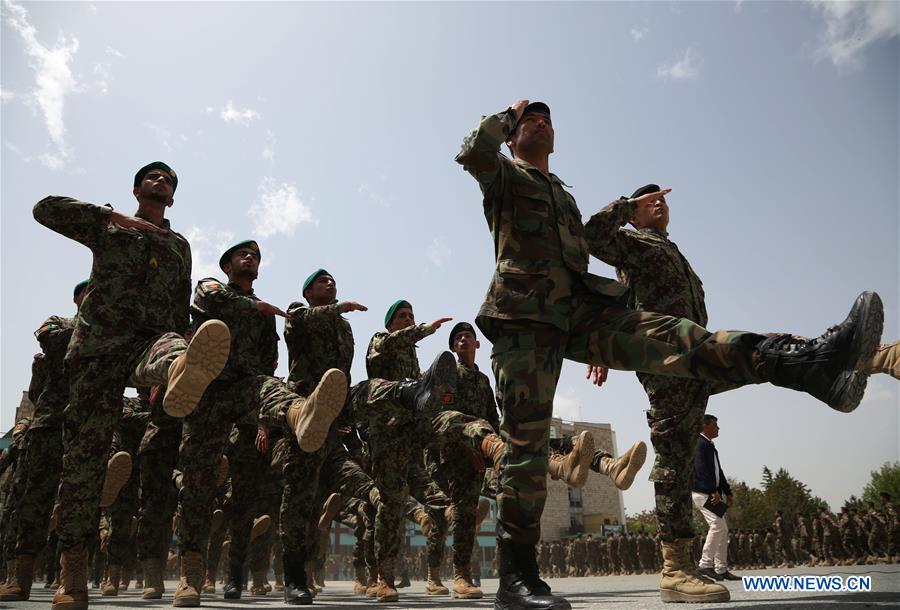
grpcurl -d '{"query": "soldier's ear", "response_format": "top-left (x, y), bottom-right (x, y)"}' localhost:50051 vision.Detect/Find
top-left (475, 340), bottom-right (481, 350)
top-left (133, 187), bottom-right (140, 201)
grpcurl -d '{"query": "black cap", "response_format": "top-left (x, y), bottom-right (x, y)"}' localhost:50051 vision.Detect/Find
top-left (630, 184), bottom-right (661, 199)
top-left (522, 102), bottom-right (551, 118)
top-left (448, 322), bottom-right (477, 349)
top-left (134, 161), bottom-right (178, 192)
top-left (218, 240), bottom-right (260, 271)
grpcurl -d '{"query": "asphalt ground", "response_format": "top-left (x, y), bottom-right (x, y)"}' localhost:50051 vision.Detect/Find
top-left (4, 564), bottom-right (898, 609)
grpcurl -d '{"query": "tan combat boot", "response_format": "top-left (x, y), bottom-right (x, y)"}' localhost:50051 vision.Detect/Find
top-left (164, 319), bottom-right (231, 417)
top-left (659, 539), bottom-right (730, 603)
top-left (425, 564), bottom-right (449, 595)
top-left (860, 341), bottom-right (900, 379)
top-left (318, 493), bottom-right (342, 529)
top-left (173, 550), bottom-right (203, 607)
top-left (481, 433), bottom-right (505, 469)
top-left (51, 544), bottom-right (89, 610)
top-left (548, 430), bottom-right (596, 488)
top-left (365, 565), bottom-right (379, 598)
top-left (596, 440), bottom-right (648, 490)
top-left (375, 558), bottom-right (399, 602)
top-left (101, 564), bottom-right (121, 596)
top-left (141, 558), bottom-right (164, 599)
top-left (451, 563), bottom-right (483, 599)
top-left (303, 562), bottom-right (320, 595)
top-left (99, 451), bottom-right (133, 508)
top-left (284, 369), bottom-right (347, 452)
top-left (250, 570), bottom-right (268, 596)
top-left (353, 564), bottom-right (368, 595)
top-left (250, 515), bottom-right (271, 542)
top-left (0, 554), bottom-right (34, 601)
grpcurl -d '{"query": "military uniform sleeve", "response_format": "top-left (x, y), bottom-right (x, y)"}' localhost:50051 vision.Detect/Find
top-left (176, 240), bottom-right (192, 334)
top-left (27, 353), bottom-right (47, 405)
top-left (583, 198), bottom-right (644, 268)
top-left (33, 196), bottom-right (113, 251)
top-left (287, 302), bottom-right (343, 324)
top-left (372, 323), bottom-right (435, 354)
top-left (455, 108), bottom-right (519, 198)
top-left (193, 278), bottom-right (258, 317)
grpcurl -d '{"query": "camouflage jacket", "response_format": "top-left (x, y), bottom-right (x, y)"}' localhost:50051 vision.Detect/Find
top-left (366, 323), bottom-right (434, 381)
top-left (30, 316), bottom-right (76, 429)
top-left (27, 353), bottom-right (47, 407)
top-left (584, 201), bottom-right (707, 325)
top-left (796, 516), bottom-right (811, 539)
top-left (33, 197), bottom-right (191, 360)
top-left (455, 108), bottom-right (626, 338)
top-left (453, 361), bottom-right (500, 431)
top-left (867, 509), bottom-right (886, 536)
top-left (284, 301), bottom-right (354, 396)
top-left (191, 278), bottom-right (278, 382)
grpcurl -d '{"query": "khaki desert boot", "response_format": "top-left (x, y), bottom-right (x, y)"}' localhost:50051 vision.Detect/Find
top-left (164, 320), bottom-right (231, 417)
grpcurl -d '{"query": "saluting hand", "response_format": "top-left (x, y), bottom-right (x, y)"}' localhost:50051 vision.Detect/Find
top-left (110, 211), bottom-right (168, 234)
top-left (511, 99), bottom-right (530, 122)
top-left (257, 301), bottom-right (288, 317)
top-left (429, 317), bottom-right (453, 331)
top-left (586, 364), bottom-right (609, 387)
top-left (339, 301), bottom-right (368, 314)
top-left (632, 189), bottom-right (672, 207)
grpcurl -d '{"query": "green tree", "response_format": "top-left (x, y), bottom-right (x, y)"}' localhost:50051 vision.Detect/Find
top-left (626, 509), bottom-right (657, 535)
top-left (861, 462), bottom-right (900, 504)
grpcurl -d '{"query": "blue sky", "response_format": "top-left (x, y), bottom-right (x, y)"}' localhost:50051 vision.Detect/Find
top-left (2, 1), bottom-right (897, 515)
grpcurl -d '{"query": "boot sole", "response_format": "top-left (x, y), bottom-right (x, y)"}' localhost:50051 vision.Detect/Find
top-left (614, 441), bottom-right (648, 491)
top-left (829, 291), bottom-right (884, 412)
top-left (164, 320), bottom-right (231, 417)
top-left (494, 593), bottom-right (572, 609)
top-left (51, 601), bottom-right (88, 610)
top-left (296, 369), bottom-right (347, 452)
top-left (99, 451), bottom-right (133, 508)
top-left (0, 592), bottom-right (29, 601)
top-left (570, 431), bottom-right (596, 487)
top-left (251, 514), bottom-right (272, 541)
top-left (422, 351), bottom-right (458, 412)
top-left (452, 590), bottom-right (484, 599)
top-left (659, 588), bottom-right (731, 603)
top-left (142, 591), bottom-right (163, 599)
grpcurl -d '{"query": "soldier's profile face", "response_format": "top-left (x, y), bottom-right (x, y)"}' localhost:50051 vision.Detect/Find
top-left (453, 330), bottom-right (479, 355)
top-left (630, 193), bottom-right (669, 232)
top-left (508, 112), bottom-right (554, 156)
top-left (306, 274), bottom-right (336, 305)
top-left (137, 170), bottom-right (175, 205)
top-left (388, 307), bottom-right (415, 332)
top-left (225, 247), bottom-right (260, 280)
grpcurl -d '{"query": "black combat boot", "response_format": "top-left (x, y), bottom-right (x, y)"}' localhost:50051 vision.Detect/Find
top-left (223, 565), bottom-right (242, 599)
top-left (395, 351), bottom-right (457, 414)
top-left (757, 291), bottom-right (883, 413)
top-left (494, 539), bottom-right (571, 610)
top-left (282, 551), bottom-right (312, 605)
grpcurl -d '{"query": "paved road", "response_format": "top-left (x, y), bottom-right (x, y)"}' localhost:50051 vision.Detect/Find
top-left (5, 564), bottom-right (898, 609)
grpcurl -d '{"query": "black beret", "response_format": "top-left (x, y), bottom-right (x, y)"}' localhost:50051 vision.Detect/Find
top-left (449, 322), bottom-right (477, 349)
top-left (134, 161), bottom-right (178, 192)
top-left (73, 279), bottom-right (90, 297)
top-left (522, 102), bottom-right (551, 118)
top-left (630, 184), bottom-right (661, 199)
top-left (384, 299), bottom-right (411, 328)
top-left (218, 240), bottom-right (260, 271)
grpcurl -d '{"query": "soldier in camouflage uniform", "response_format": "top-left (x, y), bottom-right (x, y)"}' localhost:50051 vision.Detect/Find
top-left (456, 101), bottom-right (883, 610)
top-left (879, 493), bottom-right (897, 560)
top-left (865, 502), bottom-right (886, 561)
top-left (818, 507), bottom-right (840, 566)
top-left (172, 241), bottom-right (349, 608)
top-left (0, 280), bottom-right (88, 602)
top-left (795, 512), bottom-right (814, 565)
top-left (32, 163), bottom-right (239, 610)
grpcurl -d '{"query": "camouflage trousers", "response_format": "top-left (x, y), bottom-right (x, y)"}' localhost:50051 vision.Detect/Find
top-left (249, 436), bottom-right (284, 575)
top-left (482, 309), bottom-right (765, 545)
top-left (57, 333), bottom-right (186, 549)
top-left (107, 406), bottom-right (146, 567)
top-left (135, 418), bottom-right (181, 562)
top-left (369, 408), bottom-right (494, 562)
top-left (338, 497), bottom-right (375, 570)
top-left (176, 375), bottom-right (298, 554)
top-left (225, 426), bottom-right (269, 574)
top-left (408, 460), bottom-right (451, 569)
top-left (280, 433), bottom-right (375, 555)
top-left (10, 427), bottom-right (63, 558)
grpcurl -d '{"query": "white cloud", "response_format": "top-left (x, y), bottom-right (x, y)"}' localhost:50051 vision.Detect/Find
top-left (104, 46), bottom-right (124, 58)
top-left (807, 0), bottom-right (899, 69)
top-left (0, 88), bottom-right (15, 103)
top-left (553, 387), bottom-right (581, 422)
top-left (630, 27), bottom-right (647, 42)
top-left (656, 48), bottom-right (700, 81)
top-left (248, 177), bottom-right (315, 237)
top-left (220, 100), bottom-right (260, 126)
top-left (144, 123), bottom-right (188, 153)
top-left (734, 0), bottom-right (744, 14)
top-left (262, 130), bottom-right (276, 162)
top-left (93, 62), bottom-right (110, 95)
top-left (357, 181), bottom-right (392, 208)
top-left (427, 238), bottom-right (451, 268)
top-left (184, 226), bottom-right (235, 282)
top-left (2, 0), bottom-right (79, 169)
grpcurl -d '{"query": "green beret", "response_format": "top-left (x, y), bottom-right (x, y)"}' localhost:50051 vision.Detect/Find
top-left (218, 240), bottom-right (260, 271)
top-left (303, 269), bottom-right (331, 294)
top-left (630, 184), bottom-right (661, 199)
top-left (449, 322), bottom-right (476, 349)
top-left (384, 299), bottom-right (411, 328)
top-left (73, 279), bottom-right (90, 297)
top-left (134, 161), bottom-right (178, 192)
